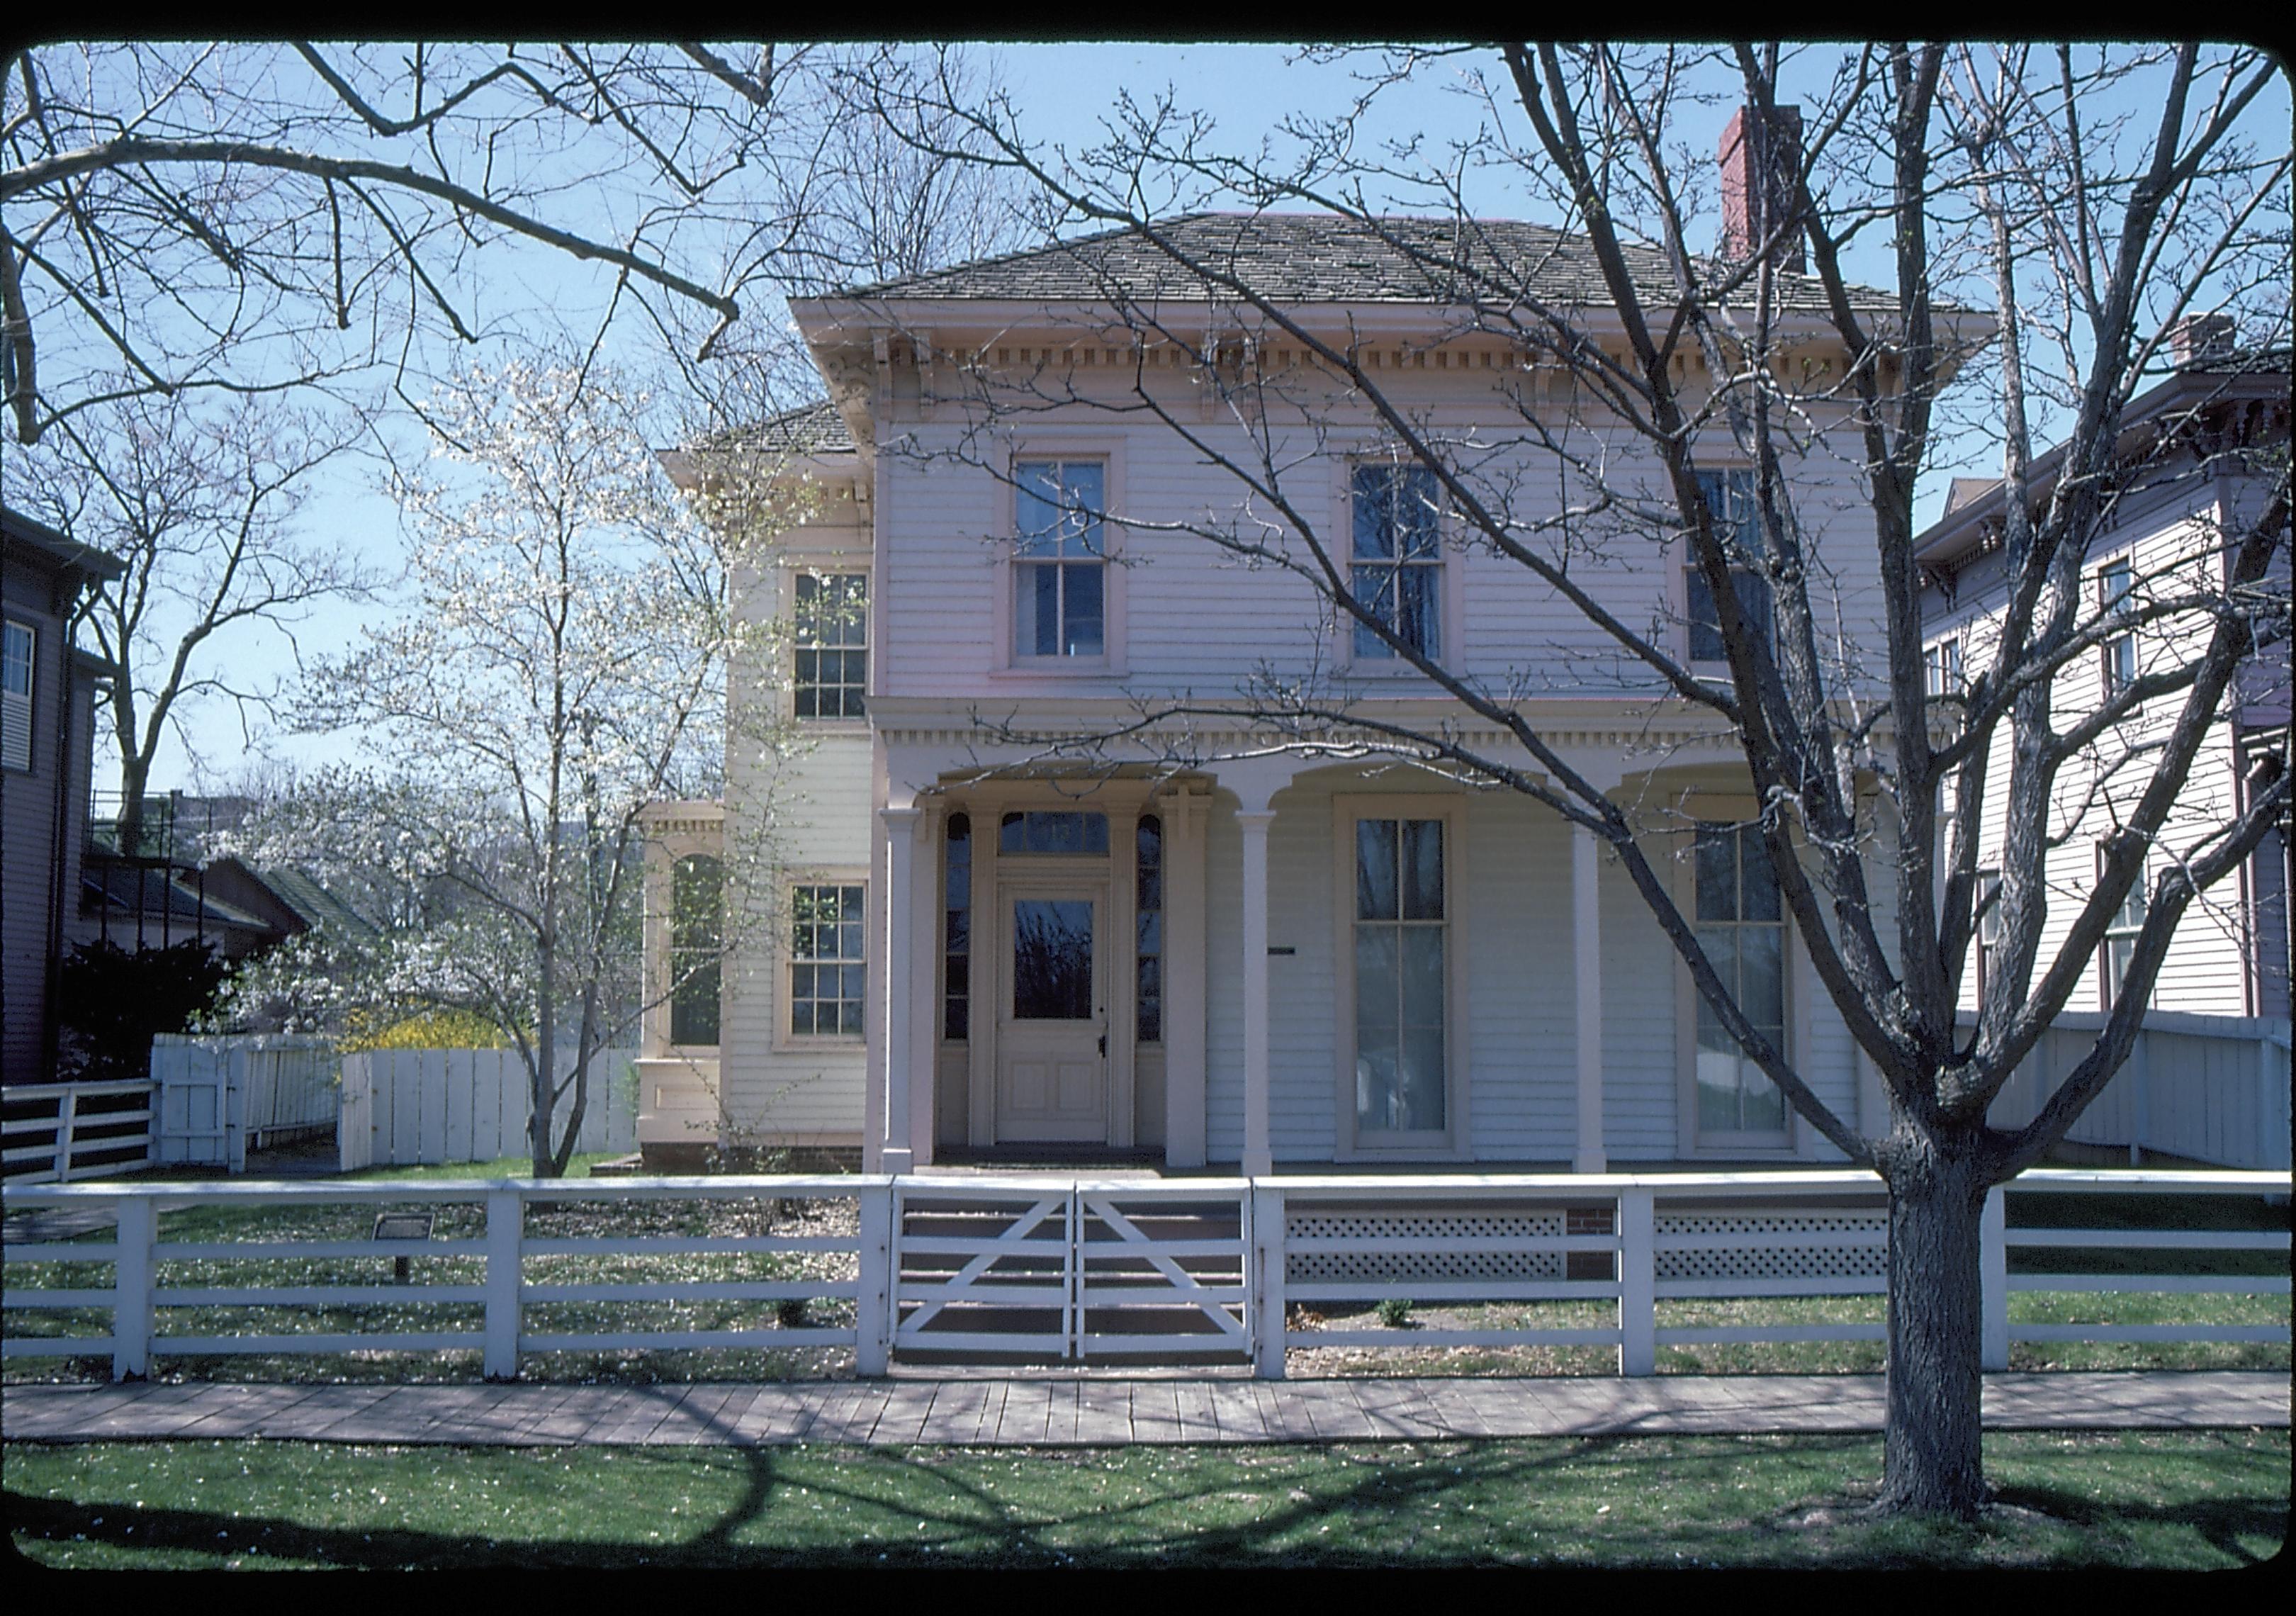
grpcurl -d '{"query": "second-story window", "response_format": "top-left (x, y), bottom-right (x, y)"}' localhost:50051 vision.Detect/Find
top-left (1, 619), bottom-right (33, 772)
top-left (1688, 469), bottom-right (1774, 662)
top-left (794, 573), bottom-right (867, 719)
top-left (2099, 559), bottom-right (2137, 696)
top-left (1015, 460), bottom-right (1105, 658)
top-left (1975, 868), bottom-right (2001, 1008)
top-left (1351, 464), bottom-right (1441, 658)
top-left (1925, 636), bottom-right (1964, 696)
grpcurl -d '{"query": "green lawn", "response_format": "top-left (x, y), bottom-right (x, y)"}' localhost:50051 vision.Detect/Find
top-left (6, 1431), bottom-right (2286, 1568)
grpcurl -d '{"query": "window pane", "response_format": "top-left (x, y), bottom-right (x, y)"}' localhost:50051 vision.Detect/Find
top-left (1352, 466), bottom-right (1395, 559)
top-left (1400, 1026), bottom-right (1446, 1130)
top-left (1356, 820), bottom-right (1398, 920)
top-left (839, 1000), bottom-right (865, 1038)
top-left (1020, 563), bottom-right (1060, 655)
top-left (1740, 925), bottom-right (1784, 1029)
top-left (945, 954), bottom-right (968, 997)
top-left (1739, 825), bottom-right (1782, 921)
top-left (1137, 866), bottom-right (1162, 914)
top-left (1062, 562), bottom-right (1103, 654)
top-left (1001, 812), bottom-right (1024, 853)
top-left (1695, 826), bottom-right (1737, 921)
top-left (1136, 909), bottom-right (1161, 957)
top-left (1400, 926), bottom-right (1444, 1028)
top-left (791, 1001), bottom-right (815, 1036)
top-left (670, 959), bottom-right (719, 1046)
top-left (1401, 819), bottom-right (1444, 919)
top-left (1742, 1074), bottom-right (1786, 1132)
top-left (1397, 564), bottom-right (1439, 656)
top-left (1687, 570), bottom-right (1724, 661)
top-left (945, 909), bottom-right (969, 953)
top-left (1397, 468), bottom-right (1441, 559)
top-left (1062, 463), bottom-right (1105, 556)
top-left (1352, 566), bottom-right (1395, 658)
top-left (1356, 1028), bottom-right (1400, 1130)
top-left (1016, 462), bottom-right (1061, 552)
top-left (1733, 569), bottom-right (1773, 653)
top-left (1354, 927), bottom-right (1400, 1028)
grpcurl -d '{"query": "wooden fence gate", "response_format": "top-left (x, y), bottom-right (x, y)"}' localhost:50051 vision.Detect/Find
top-left (889, 1179), bottom-right (1252, 1364)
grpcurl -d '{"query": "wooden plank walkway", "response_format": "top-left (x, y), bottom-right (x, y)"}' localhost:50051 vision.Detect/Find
top-left (4, 1372), bottom-right (2285, 1448)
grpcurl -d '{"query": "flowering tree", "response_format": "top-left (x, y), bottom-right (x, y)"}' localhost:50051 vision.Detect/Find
top-left (293, 355), bottom-right (811, 1175)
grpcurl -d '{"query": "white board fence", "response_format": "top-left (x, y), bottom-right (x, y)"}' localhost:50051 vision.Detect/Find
top-left (1984, 1010), bottom-right (2292, 1170)
top-left (338, 1048), bottom-right (638, 1170)
top-left (151, 1034), bottom-right (339, 1172)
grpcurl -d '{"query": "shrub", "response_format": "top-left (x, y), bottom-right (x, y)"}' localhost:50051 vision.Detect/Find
top-left (1375, 1296), bottom-right (1414, 1329)
top-left (57, 939), bottom-right (233, 1081)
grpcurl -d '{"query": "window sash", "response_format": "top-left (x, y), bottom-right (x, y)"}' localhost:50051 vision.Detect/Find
top-left (790, 883), bottom-right (867, 1038)
top-left (0, 619), bottom-right (31, 773)
top-left (794, 574), bottom-right (867, 719)
top-left (1354, 817), bottom-right (1446, 1135)
top-left (1351, 465), bottom-right (1441, 659)
top-left (1691, 822), bottom-right (1789, 1140)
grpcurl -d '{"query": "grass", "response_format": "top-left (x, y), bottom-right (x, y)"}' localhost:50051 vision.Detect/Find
top-left (5, 1430), bottom-right (2285, 1569)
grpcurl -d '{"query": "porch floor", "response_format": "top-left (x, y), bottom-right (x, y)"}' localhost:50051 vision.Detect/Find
top-left (6, 1372), bottom-right (2283, 1448)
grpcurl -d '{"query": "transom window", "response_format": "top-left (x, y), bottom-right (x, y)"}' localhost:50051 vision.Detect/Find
top-left (2100, 559), bottom-right (2137, 695)
top-left (998, 811), bottom-right (1108, 855)
top-left (1354, 817), bottom-right (1446, 1133)
top-left (668, 854), bottom-right (724, 1046)
top-left (790, 883), bottom-right (866, 1037)
top-left (1688, 469), bottom-right (1774, 661)
top-left (1693, 821), bottom-right (1787, 1138)
top-left (1015, 460), bottom-right (1105, 658)
top-left (1, 619), bottom-right (32, 773)
top-left (1351, 464), bottom-right (1441, 658)
top-left (794, 573), bottom-right (867, 719)
top-left (2100, 846), bottom-right (2147, 1010)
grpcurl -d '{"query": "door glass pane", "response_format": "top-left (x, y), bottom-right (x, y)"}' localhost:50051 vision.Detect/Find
top-left (1013, 899), bottom-right (1093, 1019)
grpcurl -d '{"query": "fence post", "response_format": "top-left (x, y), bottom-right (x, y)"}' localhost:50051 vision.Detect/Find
top-left (483, 1189), bottom-right (522, 1380)
top-left (1618, 1186), bottom-right (1656, 1376)
top-left (112, 1194), bottom-right (154, 1381)
top-left (1252, 1183), bottom-right (1287, 1380)
top-left (1980, 1184), bottom-right (2009, 1371)
top-left (855, 1180), bottom-right (893, 1376)
top-left (52, 1088), bottom-right (79, 1182)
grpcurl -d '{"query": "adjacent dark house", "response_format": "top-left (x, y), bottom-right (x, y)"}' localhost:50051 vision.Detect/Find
top-left (2, 507), bottom-right (124, 1081)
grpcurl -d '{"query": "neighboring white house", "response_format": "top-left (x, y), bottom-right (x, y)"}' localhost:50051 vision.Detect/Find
top-left (631, 180), bottom-right (2020, 1173)
top-left (1916, 327), bottom-right (2291, 1029)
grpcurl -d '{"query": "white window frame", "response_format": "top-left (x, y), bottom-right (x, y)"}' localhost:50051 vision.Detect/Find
top-left (991, 439), bottom-right (1128, 678)
top-left (2098, 556), bottom-right (2137, 699)
top-left (1339, 459), bottom-right (1451, 669)
top-left (1673, 804), bottom-right (1799, 1157)
top-left (1330, 792), bottom-right (1471, 1159)
top-left (1925, 634), bottom-right (1964, 697)
top-left (776, 872), bottom-right (870, 1048)
top-left (1974, 867), bottom-right (2002, 1011)
top-left (791, 569), bottom-right (870, 724)
top-left (2099, 843), bottom-right (2148, 1012)
top-left (639, 807), bottom-right (725, 1060)
top-left (665, 851), bottom-right (726, 1052)
top-left (1, 617), bottom-right (33, 773)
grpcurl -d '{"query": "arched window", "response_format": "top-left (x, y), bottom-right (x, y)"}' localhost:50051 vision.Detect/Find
top-left (670, 853), bottom-right (724, 1047)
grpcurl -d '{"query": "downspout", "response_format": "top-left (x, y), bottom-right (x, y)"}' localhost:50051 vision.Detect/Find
top-left (42, 566), bottom-right (84, 1077)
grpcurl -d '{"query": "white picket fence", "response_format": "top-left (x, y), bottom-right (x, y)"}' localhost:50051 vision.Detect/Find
top-left (0, 1081), bottom-right (156, 1184)
top-left (4, 1167), bottom-right (2284, 1381)
top-left (337, 1048), bottom-right (638, 1170)
top-left (1984, 1011), bottom-right (2292, 1170)
top-left (150, 1035), bottom-right (339, 1172)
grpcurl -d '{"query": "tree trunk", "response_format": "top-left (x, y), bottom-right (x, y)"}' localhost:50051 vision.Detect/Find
top-left (531, 936), bottom-right (556, 1178)
top-left (1876, 1124), bottom-right (1994, 1518)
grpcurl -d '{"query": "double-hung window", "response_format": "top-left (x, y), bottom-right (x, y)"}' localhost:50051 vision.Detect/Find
top-left (794, 573), bottom-right (867, 719)
top-left (1015, 461), bottom-right (1105, 658)
top-left (1692, 821), bottom-right (1789, 1140)
top-left (2099, 559), bottom-right (2137, 696)
top-left (1974, 868), bottom-right (2002, 1009)
top-left (790, 882), bottom-right (866, 1038)
top-left (2100, 846), bottom-right (2146, 1010)
top-left (1, 619), bottom-right (32, 772)
top-left (1687, 469), bottom-right (1773, 662)
top-left (1350, 464), bottom-right (1441, 659)
top-left (668, 854), bottom-right (724, 1047)
top-left (1925, 636), bottom-right (1964, 697)
top-left (1353, 816), bottom-right (1448, 1135)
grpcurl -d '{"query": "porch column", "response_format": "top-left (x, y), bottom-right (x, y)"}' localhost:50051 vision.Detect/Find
top-left (909, 800), bottom-right (945, 1167)
top-left (1240, 809), bottom-right (1275, 1177)
top-left (1162, 790), bottom-right (1210, 1168)
top-left (879, 805), bottom-right (920, 1175)
top-left (1572, 822), bottom-right (1606, 1174)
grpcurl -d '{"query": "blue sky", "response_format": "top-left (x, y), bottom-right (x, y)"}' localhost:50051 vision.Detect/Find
top-left (109, 43), bottom-right (2287, 798)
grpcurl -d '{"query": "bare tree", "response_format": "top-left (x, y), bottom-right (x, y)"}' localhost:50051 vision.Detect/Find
top-left (1, 43), bottom-right (1027, 449)
top-left (9, 383), bottom-right (375, 856)
top-left (861, 43), bottom-right (2290, 1517)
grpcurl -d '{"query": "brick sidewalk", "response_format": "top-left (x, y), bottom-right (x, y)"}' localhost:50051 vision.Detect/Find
top-left (4, 1371), bottom-right (2285, 1448)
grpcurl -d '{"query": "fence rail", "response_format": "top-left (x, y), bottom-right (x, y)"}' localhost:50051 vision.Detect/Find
top-left (0, 1082), bottom-right (154, 1185)
top-left (339, 1048), bottom-right (636, 1170)
top-left (4, 1167), bottom-right (2285, 1382)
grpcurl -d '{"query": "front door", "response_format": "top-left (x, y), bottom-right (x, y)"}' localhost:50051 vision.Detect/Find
top-left (996, 885), bottom-right (1108, 1143)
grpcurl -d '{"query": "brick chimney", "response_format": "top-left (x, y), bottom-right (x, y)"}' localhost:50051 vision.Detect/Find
top-left (2166, 313), bottom-right (2236, 369)
top-left (1720, 103), bottom-right (1806, 274)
